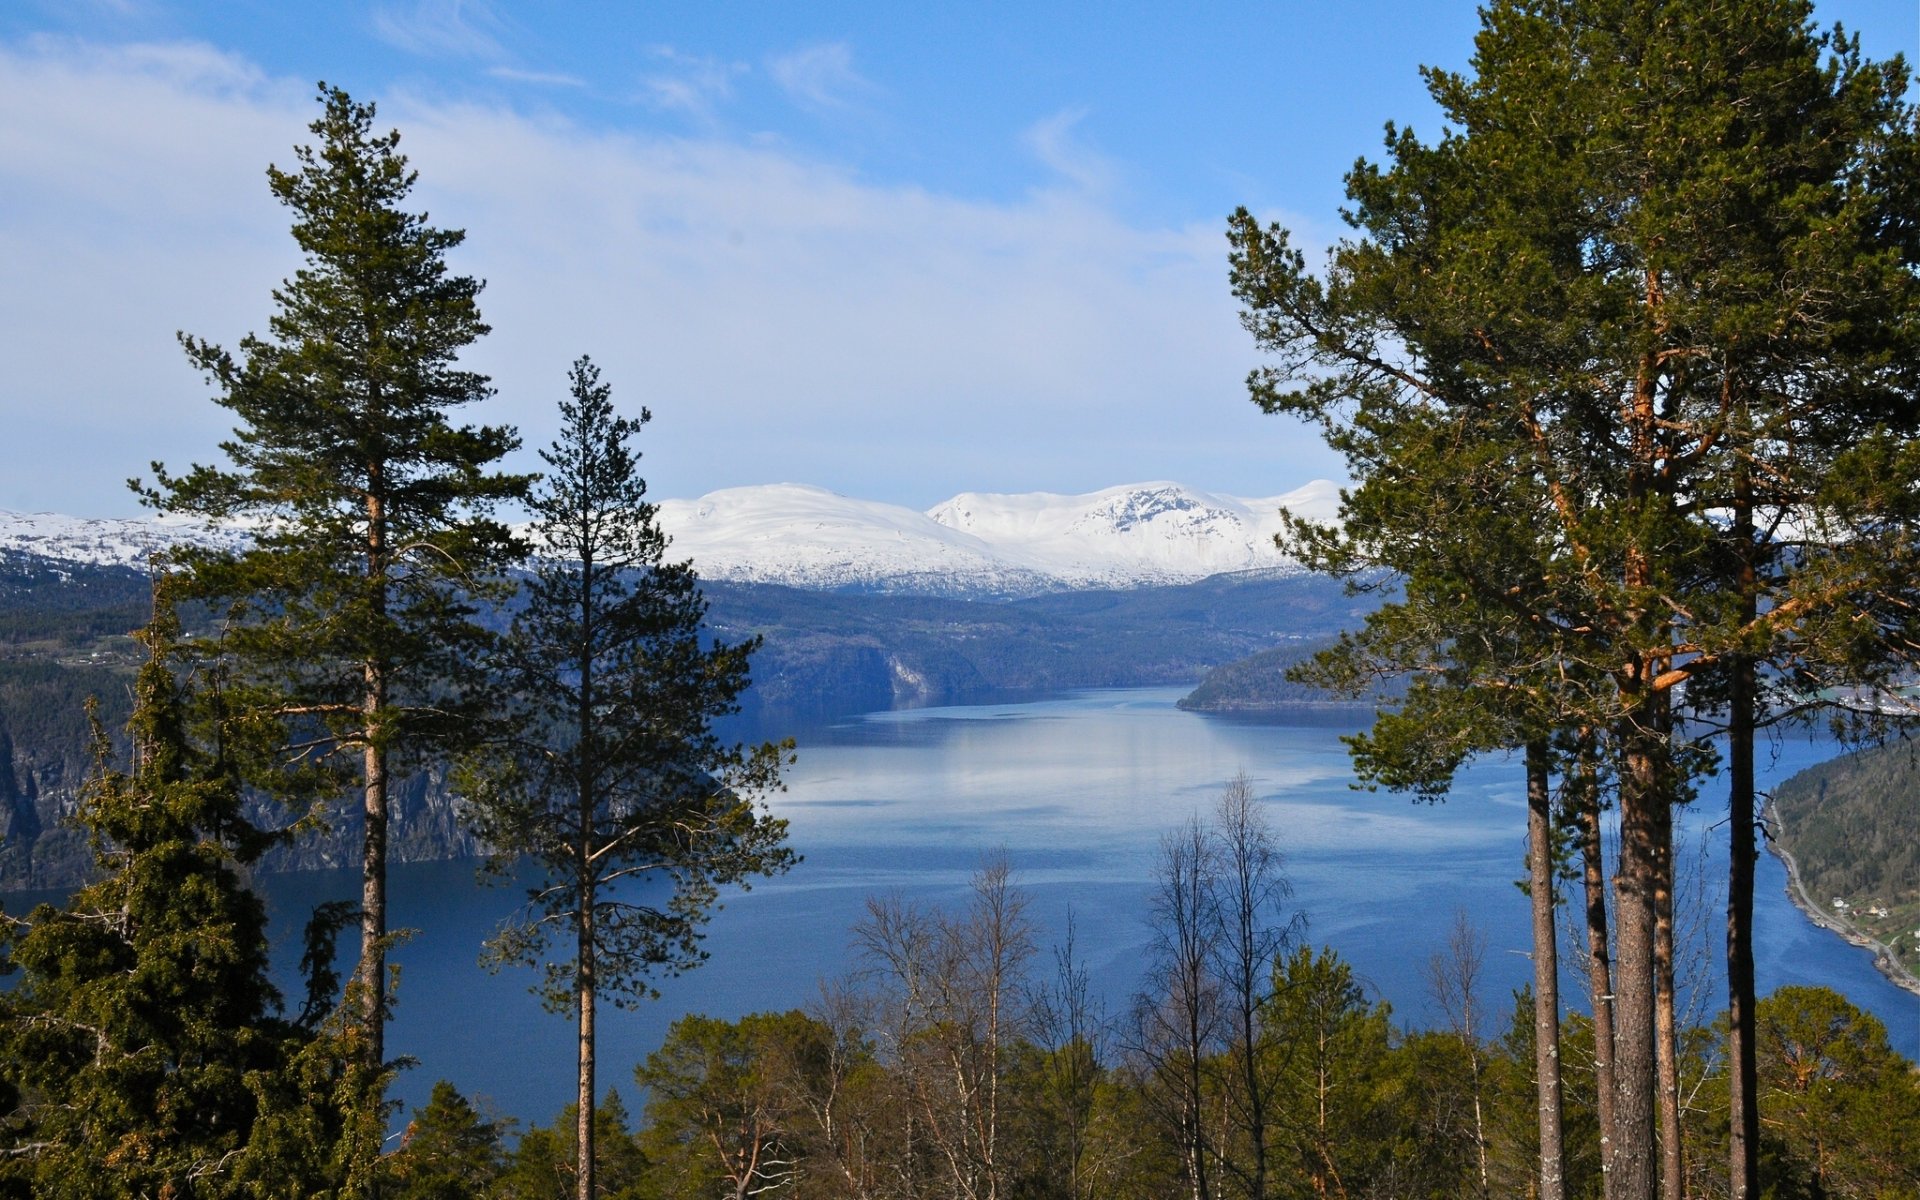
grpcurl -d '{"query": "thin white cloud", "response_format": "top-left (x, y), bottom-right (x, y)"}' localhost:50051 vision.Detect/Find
top-left (369, 0), bottom-right (506, 61)
top-left (638, 45), bottom-right (744, 122)
top-left (488, 65), bottom-right (585, 88)
top-left (767, 41), bottom-right (876, 113)
top-left (0, 35), bottom-right (1339, 518)
top-left (1023, 107), bottom-right (1116, 195)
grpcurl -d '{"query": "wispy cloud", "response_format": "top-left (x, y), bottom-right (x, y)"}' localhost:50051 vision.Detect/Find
top-left (767, 41), bottom-right (876, 113)
top-left (638, 45), bottom-right (744, 122)
top-left (369, 0), bottom-right (506, 60)
top-left (0, 36), bottom-right (1334, 517)
top-left (1023, 107), bottom-right (1116, 195)
top-left (488, 65), bottom-right (585, 88)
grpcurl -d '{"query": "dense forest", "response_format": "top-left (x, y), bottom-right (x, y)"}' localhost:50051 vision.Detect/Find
top-left (1176, 638), bottom-right (1407, 714)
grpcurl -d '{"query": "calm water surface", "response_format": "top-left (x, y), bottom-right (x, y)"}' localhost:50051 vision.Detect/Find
top-left (51, 689), bottom-right (1920, 1127)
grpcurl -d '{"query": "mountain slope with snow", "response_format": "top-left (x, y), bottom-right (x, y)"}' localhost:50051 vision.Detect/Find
top-left (0, 481), bottom-right (1343, 596)
top-left (0, 509), bottom-right (248, 569)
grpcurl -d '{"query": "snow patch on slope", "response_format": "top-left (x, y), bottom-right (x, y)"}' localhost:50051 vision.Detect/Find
top-left (0, 509), bottom-right (246, 568)
top-left (0, 480), bottom-right (1344, 596)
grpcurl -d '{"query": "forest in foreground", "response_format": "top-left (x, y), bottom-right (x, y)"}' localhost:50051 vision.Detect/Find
top-left (8, 0), bottom-right (1920, 1195)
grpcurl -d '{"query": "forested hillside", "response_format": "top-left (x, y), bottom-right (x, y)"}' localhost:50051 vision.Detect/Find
top-left (1176, 637), bottom-right (1404, 713)
top-left (1771, 739), bottom-right (1920, 985)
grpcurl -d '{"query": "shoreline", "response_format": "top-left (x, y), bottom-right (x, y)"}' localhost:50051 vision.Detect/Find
top-left (1766, 800), bottom-right (1920, 1000)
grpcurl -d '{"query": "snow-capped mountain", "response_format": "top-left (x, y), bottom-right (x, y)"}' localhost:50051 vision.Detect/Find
top-left (0, 481), bottom-right (1342, 596)
top-left (0, 508), bottom-right (249, 568)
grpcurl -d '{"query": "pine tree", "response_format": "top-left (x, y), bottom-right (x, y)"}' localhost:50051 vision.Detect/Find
top-left (1228, 3), bottom-right (1920, 1195)
top-left (0, 589), bottom-right (355, 1197)
top-left (466, 356), bottom-right (793, 1200)
top-left (139, 83), bottom-right (530, 1086)
top-left (383, 1081), bottom-right (508, 1200)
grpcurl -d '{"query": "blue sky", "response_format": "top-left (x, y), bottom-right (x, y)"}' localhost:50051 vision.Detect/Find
top-left (2, 1), bottom-right (1915, 517)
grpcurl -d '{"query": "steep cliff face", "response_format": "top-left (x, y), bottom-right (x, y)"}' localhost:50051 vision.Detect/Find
top-left (252, 765), bottom-right (487, 876)
top-left (0, 662), bottom-right (129, 890)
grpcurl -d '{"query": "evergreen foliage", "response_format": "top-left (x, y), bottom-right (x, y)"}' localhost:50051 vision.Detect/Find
top-left (1226, 3), bottom-right (1920, 1194)
top-left (465, 356), bottom-right (792, 1200)
top-left (492, 1091), bottom-right (647, 1200)
top-left (384, 1081), bottom-right (510, 1200)
top-left (137, 83), bottom-right (530, 1083)
top-left (0, 592), bottom-right (357, 1197)
top-left (1771, 740), bottom-right (1920, 908)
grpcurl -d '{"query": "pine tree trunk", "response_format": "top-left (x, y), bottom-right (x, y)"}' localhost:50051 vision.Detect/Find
top-left (1611, 723), bottom-right (1662, 1200)
top-left (1726, 660), bottom-right (1759, 1196)
top-left (1528, 742), bottom-right (1567, 1200)
top-left (360, 477), bottom-right (390, 1077)
top-left (577, 546), bottom-right (598, 1200)
top-left (360, 675), bottom-right (387, 1067)
top-left (1579, 759), bottom-right (1620, 1200)
top-left (1727, 483), bottom-right (1761, 1200)
top-left (579, 877), bottom-right (596, 1200)
top-left (1654, 794), bottom-right (1682, 1199)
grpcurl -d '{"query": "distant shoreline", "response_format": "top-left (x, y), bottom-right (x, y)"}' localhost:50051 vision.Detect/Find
top-left (1767, 800), bottom-right (1920, 999)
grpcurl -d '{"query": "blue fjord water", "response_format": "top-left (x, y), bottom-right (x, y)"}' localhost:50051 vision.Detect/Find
top-left (30, 688), bottom-right (1920, 1130)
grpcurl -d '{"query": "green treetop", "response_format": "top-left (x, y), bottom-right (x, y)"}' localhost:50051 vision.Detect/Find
top-left (1229, 3), bottom-right (1920, 1195)
top-left (138, 83), bottom-right (531, 1082)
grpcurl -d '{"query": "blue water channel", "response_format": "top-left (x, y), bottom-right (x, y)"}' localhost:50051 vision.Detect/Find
top-left (17, 688), bottom-right (1919, 1130)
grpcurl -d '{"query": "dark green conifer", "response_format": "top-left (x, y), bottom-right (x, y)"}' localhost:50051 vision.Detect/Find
top-left (0, 589), bottom-right (354, 1197)
top-left (1229, 3), bottom-right (1920, 1194)
top-left (466, 356), bottom-right (792, 1200)
top-left (383, 1081), bottom-right (508, 1200)
top-left (139, 83), bottom-right (530, 1081)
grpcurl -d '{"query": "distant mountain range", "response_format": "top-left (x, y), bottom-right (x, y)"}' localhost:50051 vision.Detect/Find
top-left (0, 481), bottom-right (1341, 597)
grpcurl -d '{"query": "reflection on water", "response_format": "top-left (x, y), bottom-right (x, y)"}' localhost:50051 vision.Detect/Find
top-left (17, 688), bottom-right (1920, 1129)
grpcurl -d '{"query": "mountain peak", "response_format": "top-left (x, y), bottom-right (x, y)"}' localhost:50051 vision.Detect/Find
top-left (0, 480), bottom-right (1340, 597)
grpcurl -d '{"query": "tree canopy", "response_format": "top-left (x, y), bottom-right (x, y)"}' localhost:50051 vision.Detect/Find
top-left (1228, 2), bottom-right (1920, 1195)
top-left (140, 83), bottom-right (530, 1085)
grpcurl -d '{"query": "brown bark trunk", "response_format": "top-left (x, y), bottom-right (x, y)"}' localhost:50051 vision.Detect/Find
top-left (1653, 791), bottom-right (1682, 1199)
top-left (1528, 742), bottom-right (1567, 1200)
top-left (359, 472), bottom-right (390, 1078)
top-left (1578, 759), bottom-right (1620, 1199)
top-left (1727, 478), bottom-right (1761, 1199)
top-left (1612, 719), bottom-right (1662, 1200)
top-left (577, 544), bottom-right (598, 1200)
top-left (578, 878), bottom-right (596, 1200)
top-left (360, 722), bottom-right (386, 1069)
top-left (1726, 661), bottom-right (1759, 1198)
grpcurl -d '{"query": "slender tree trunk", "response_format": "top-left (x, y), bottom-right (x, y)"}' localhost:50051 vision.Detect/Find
top-left (1216, 776), bottom-right (1278, 1200)
top-left (577, 549), bottom-right (599, 1200)
top-left (1612, 715), bottom-right (1663, 1200)
top-left (1527, 742), bottom-right (1567, 1200)
top-left (1578, 756), bottom-right (1619, 1199)
top-left (1653, 790), bottom-right (1682, 1199)
top-left (360, 477), bottom-right (390, 1078)
top-left (1187, 1006), bottom-right (1211, 1200)
top-left (1727, 485), bottom-right (1761, 1200)
top-left (360, 701), bottom-right (387, 1070)
top-left (578, 876), bottom-right (596, 1200)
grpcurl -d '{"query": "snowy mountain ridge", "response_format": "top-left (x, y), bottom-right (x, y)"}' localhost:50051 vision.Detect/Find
top-left (0, 481), bottom-right (1342, 597)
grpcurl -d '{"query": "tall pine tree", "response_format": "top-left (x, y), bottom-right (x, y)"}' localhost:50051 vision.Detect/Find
top-left (139, 84), bottom-right (529, 1084)
top-left (466, 356), bottom-right (793, 1200)
top-left (1228, 3), bottom-right (1920, 1195)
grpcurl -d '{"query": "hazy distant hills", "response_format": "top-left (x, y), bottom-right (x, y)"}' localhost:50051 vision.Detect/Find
top-left (0, 480), bottom-right (1341, 597)
top-left (0, 481), bottom-right (1367, 887)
